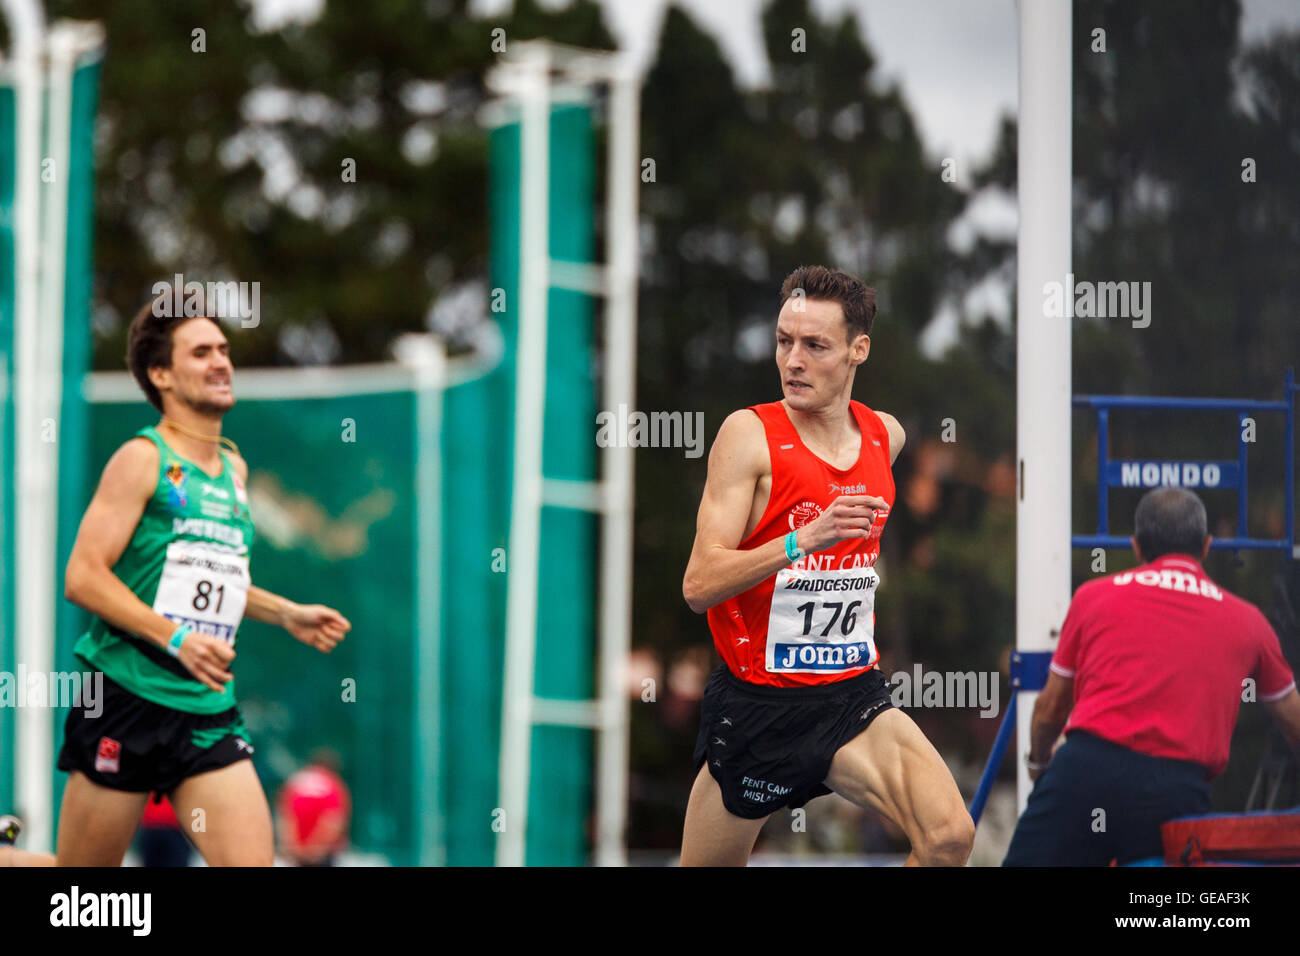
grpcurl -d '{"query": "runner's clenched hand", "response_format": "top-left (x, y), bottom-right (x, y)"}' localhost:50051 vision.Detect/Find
top-left (177, 632), bottom-right (236, 692)
top-left (796, 494), bottom-right (889, 553)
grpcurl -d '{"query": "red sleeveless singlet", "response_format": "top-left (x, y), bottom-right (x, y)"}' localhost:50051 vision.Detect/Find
top-left (706, 400), bottom-right (897, 687)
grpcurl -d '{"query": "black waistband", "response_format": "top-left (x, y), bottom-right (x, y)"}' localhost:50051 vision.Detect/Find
top-left (109, 625), bottom-right (207, 684)
top-left (1066, 730), bottom-right (1210, 780)
top-left (718, 664), bottom-right (881, 700)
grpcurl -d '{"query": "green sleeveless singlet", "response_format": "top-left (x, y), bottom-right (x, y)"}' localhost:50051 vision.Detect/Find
top-left (72, 426), bottom-right (256, 714)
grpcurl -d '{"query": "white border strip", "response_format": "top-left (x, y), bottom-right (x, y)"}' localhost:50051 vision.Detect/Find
top-left (5, 0), bottom-right (49, 854)
top-left (496, 43), bottom-right (552, 869)
top-left (85, 350), bottom-right (496, 403)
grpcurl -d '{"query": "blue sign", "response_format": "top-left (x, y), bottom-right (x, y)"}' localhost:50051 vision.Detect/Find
top-left (1105, 460), bottom-right (1240, 489)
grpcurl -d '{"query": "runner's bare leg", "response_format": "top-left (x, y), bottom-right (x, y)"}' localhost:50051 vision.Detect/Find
top-left (0, 848), bottom-right (56, 865)
top-left (55, 770), bottom-right (150, 866)
top-left (825, 708), bottom-right (974, 866)
top-left (170, 760), bottom-right (273, 866)
top-left (680, 763), bottom-right (772, 866)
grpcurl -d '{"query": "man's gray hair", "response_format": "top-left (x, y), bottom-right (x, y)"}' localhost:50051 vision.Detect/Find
top-left (1134, 487), bottom-right (1208, 561)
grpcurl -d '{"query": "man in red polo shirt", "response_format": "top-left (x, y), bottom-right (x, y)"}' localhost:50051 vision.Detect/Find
top-left (1004, 487), bottom-right (1300, 865)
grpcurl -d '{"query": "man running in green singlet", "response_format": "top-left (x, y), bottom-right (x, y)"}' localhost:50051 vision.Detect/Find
top-left (52, 298), bottom-right (351, 866)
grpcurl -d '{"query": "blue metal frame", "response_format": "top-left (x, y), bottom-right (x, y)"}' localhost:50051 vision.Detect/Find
top-left (1072, 368), bottom-right (1297, 555)
top-left (970, 650), bottom-right (1052, 825)
top-left (971, 370), bottom-right (1298, 829)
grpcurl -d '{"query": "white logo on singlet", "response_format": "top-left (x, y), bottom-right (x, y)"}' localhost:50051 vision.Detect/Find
top-left (788, 500), bottom-right (823, 529)
top-left (828, 482), bottom-right (867, 496)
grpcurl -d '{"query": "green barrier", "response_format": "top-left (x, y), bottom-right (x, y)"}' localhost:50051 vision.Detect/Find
top-left (486, 99), bottom-right (597, 866)
top-left (0, 41), bottom-right (102, 826)
top-left (50, 52), bottom-right (100, 831)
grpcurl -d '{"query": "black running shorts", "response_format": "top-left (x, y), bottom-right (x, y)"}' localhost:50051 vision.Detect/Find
top-left (693, 664), bottom-right (895, 819)
top-left (57, 670), bottom-right (254, 798)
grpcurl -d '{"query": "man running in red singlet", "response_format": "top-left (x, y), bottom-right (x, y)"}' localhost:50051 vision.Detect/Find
top-left (680, 265), bottom-right (974, 866)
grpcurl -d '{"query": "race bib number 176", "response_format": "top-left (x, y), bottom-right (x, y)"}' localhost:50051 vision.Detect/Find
top-left (766, 565), bottom-right (879, 673)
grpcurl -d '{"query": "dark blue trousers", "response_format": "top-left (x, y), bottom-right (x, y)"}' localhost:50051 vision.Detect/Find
top-left (1003, 731), bottom-right (1211, 866)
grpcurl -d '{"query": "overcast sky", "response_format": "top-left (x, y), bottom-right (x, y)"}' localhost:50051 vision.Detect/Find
top-left (255, 0), bottom-right (1300, 171)
top-left (258, 0), bottom-right (1300, 353)
top-left (463, 0), bottom-right (1300, 170)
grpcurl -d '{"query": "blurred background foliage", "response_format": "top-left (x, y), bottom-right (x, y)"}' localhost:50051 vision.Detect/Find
top-left (44, 0), bottom-right (1300, 852)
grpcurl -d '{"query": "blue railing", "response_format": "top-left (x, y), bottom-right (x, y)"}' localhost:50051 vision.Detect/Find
top-left (1072, 368), bottom-right (1297, 556)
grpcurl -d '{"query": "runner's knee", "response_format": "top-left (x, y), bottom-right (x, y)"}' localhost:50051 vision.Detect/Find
top-left (915, 811), bottom-right (974, 866)
top-left (202, 839), bottom-right (273, 867)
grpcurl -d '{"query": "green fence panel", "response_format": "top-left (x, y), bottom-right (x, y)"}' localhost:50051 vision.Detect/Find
top-left (485, 99), bottom-right (597, 866)
top-left (50, 54), bottom-right (101, 827)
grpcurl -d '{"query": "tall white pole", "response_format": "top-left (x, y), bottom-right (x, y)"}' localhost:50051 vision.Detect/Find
top-left (1015, 0), bottom-right (1072, 814)
top-left (4, 0), bottom-right (50, 853)
top-left (400, 334), bottom-right (447, 866)
top-left (497, 45), bottom-right (551, 867)
top-left (594, 60), bottom-right (638, 868)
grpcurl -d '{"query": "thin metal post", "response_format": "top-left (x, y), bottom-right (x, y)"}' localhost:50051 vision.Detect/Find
top-left (1285, 368), bottom-right (1295, 558)
top-left (1238, 411), bottom-right (1249, 539)
top-left (970, 695), bottom-right (1017, 826)
top-left (594, 61), bottom-right (638, 868)
top-left (1097, 409), bottom-right (1108, 537)
top-left (5, 0), bottom-right (50, 852)
top-left (497, 45), bottom-right (552, 868)
top-left (401, 335), bottom-right (447, 866)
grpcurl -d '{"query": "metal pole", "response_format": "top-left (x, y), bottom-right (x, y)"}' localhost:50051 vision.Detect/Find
top-left (399, 334), bottom-right (447, 866)
top-left (1096, 409), bottom-right (1108, 537)
top-left (1015, 0), bottom-right (1072, 815)
top-left (1286, 368), bottom-right (1295, 559)
top-left (497, 45), bottom-right (552, 867)
top-left (970, 695), bottom-right (1018, 825)
top-left (1238, 411), bottom-right (1250, 540)
top-left (594, 59), bottom-right (638, 868)
top-left (4, 0), bottom-right (50, 853)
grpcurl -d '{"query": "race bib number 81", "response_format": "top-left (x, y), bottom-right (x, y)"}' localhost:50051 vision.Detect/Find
top-left (153, 541), bottom-right (250, 644)
top-left (766, 565), bottom-right (879, 673)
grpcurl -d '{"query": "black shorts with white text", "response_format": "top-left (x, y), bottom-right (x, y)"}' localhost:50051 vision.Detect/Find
top-left (693, 664), bottom-right (894, 819)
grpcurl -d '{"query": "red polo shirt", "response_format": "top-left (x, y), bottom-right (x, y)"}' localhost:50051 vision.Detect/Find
top-left (1050, 554), bottom-right (1295, 778)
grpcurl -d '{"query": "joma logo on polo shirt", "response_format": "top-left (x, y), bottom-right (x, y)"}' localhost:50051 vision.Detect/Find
top-left (1113, 568), bottom-right (1223, 601)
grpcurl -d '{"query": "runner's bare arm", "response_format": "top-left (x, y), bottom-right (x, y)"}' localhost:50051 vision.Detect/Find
top-left (244, 586), bottom-right (291, 626)
top-left (682, 411), bottom-right (886, 613)
top-left (1263, 688), bottom-right (1300, 757)
top-left (683, 412), bottom-right (789, 613)
top-left (875, 411), bottom-right (906, 466)
top-left (228, 455), bottom-right (352, 651)
top-left (64, 438), bottom-right (236, 692)
top-left (245, 585), bottom-right (351, 652)
top-left (64, 439), bottom-right (177, 649)
top-left (1028, 670), bottom-right (1073, 776)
